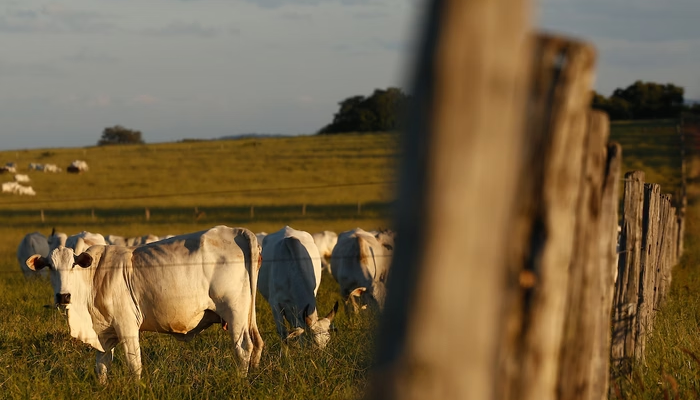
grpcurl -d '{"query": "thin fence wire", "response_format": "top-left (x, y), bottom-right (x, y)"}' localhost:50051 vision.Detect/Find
top-left (0, 180), bottom-right (397, 206)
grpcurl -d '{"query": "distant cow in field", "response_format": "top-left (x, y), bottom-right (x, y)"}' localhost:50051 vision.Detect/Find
top-left (67, 160), bottom-right (89, 174)
top-left (17, 232), bottom-right (50, 279)
top-left (1, 163), bottom-right (17, 173)
top-left (331, 228), bottom-right (395, 314)
top-left (126, 234), bottom-right (160, 246)
top-left (2, 181), bottom-right (36, 196)
top-left (14, 174), bottom-right (30, 183)
top-left (104, 235), bottom-right (127, 246)
top-left (312, 230), bottom-right (338, 273)
top-left (259, 226), bottom-right (337, 349)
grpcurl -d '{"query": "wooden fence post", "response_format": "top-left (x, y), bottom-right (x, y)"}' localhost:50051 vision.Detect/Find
top-left (678, 124), bottom-right (686, 258)
top-left (556, 110), bottom-right (616, 400)
top-left (145, 208), bottom-right (150, 222)
top-left (91, 209), bottom-right (96, 222)
top-left (590, 142), bottom-right (622, 399)
top-left (250, 205), bottom-right (254, 219)
top-left (611, 170), bottom-right (645, 376)
top-left (365, 0), bottom-right (532, 398)
top-left (635, 183), bottom-right (660, 363)
top-left (41, 209), bottom-right (45, 223)
top-left (302, 203), bottom-right (306, 216)
top-left (498, 35), bottom-right (596, 400)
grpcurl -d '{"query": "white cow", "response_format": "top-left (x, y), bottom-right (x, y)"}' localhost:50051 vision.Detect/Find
top-left (2, 181), bottom-right (36, 196)
top-left (125, 234), bottom-right (160, 246)
top-left (67, 160), bottom-right (89, 173)
top-left (311, 230), bottom-right (338, 273)
top-left (17, 232), bottom-right (50, 279)
top-left (255, 232), bottom-right (268, 248)
top-left (49, 230), bottom-right (106, 254)
top-left (25, 225), bottom-right (264, 383)
top-left (258, 226), bottom-right (337, 349)
top-left (44, 164), bottom-right (61, 173)
top-left (104, 235), bottom-right (127, 246)
top-left (14, 174), bottom-right (30, 183)
top-left (331, 228), bottom-right (395, 314)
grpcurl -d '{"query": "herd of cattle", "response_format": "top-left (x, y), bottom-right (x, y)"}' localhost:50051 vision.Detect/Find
top-left (1, 160), bottom-right (89, 196)
top-left (15, 225), bottom-right (395, 383)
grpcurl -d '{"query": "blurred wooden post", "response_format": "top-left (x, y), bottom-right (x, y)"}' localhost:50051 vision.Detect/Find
top-left (590, 142), bottom-right (622, 399)
top-left (145, 208), bottom-right (150, 222)
top-left (365, 0), bottom-right (532, 398)
top-left (40, 209), bottom-right (45, 223)
top-left (302, 203), bottom-right (306, 216)
top-left (634, 183), bottom-right (660, 363)
top-left (250, 205), bottom-right (254, 219)
top-left (611, 170), bottom-right (645, 376)
top-left (91, 208), bottom-right (96, 222)
top-left (655, 196), bottom-right (675, 308)
top-left (357, 201), bottom-right (361, 215)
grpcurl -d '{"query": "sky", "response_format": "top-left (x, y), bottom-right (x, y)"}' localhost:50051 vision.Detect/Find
top-left (0, 0), bottom-right (698, 151)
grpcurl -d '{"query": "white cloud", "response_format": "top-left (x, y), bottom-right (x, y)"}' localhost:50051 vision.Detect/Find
top-left (141, 21), bottom-right (221, 38)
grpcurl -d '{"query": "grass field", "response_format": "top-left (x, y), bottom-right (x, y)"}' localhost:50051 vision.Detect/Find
top-left (0, 133), bottom-right (397, 399)
top-left (0, 120), bottom-right (693, 399)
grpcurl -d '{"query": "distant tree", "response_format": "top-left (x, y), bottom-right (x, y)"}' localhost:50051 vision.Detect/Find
top-left (98, 125), bottom-right (145, 146)
top-left (319, 87), bottom-right (410, 134)
top-left (592, 81), bottom-right (685, 120)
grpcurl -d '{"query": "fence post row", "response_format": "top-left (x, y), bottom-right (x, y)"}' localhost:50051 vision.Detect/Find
top-left (364, 0), bottom-right (686, 396)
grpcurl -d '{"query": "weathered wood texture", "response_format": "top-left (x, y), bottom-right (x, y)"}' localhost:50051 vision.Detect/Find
top-left (364, 0), bottom-right (532, 398)
top-left (635, 183), bottom-right (660, 363)
top-left (611, 171), bottom-right (645, 375)
top-left (499, 35), bottom-right (596, 400)
top-left (556, 111), bottom-right (621, 400)
top-left (590, 142), bottom-right (622, 400)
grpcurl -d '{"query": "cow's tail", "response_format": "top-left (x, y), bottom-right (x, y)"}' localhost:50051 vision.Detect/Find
top-left (241, 228), bottom-right (264, 370)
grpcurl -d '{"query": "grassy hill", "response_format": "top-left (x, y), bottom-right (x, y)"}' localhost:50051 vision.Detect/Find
top-left (0, 121), bottom-right (693, 399)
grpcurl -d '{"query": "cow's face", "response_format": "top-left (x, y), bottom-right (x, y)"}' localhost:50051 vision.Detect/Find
top-left (26, 247), bottom-right (93, 308)
top-left (305, 301), bottom-right (338, 349)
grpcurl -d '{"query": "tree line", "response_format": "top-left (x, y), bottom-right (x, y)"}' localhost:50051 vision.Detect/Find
top-left (96, 81), bottom-right (699, 145)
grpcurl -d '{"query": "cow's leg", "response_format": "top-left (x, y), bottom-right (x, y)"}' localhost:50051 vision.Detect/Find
top-left (117, 328), bottom-right (143, 380)
top-left (272, 303), bottom-right (289, 340)
top-left (218, 303), bottom-right (255, 376)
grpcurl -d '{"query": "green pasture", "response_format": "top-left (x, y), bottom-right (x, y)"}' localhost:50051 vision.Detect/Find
top-left (0, 119), bottom-right (692, 399)
top-left (0, 133), bottom-right (396, 399)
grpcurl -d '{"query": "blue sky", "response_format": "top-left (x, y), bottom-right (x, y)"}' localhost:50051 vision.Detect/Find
top-left (0, 0), bottom-right (697, 150)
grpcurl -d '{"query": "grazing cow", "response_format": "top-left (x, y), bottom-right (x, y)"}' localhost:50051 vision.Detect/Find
top-left (67, 160), bottom-right (89, 174)
top-left (312, 230), bottom-right (338, 273)
top-left (25, 225), bottom-right (264, 383)
top-left (17, 232), bottom-right (50, 279)
top-left (125, 234), bottom-right (160, 246)
top-left (255, 232), bottom-right (268, 248)
top-left (14, 174), bottom-right (30, 183)
top-left (2, 181), bottom-right (36, 196)
top-left (1, 163), bottom-right (17, 173)
top-left (104, 235), bottom-right (127, 246)
top-left (331, 228), bottom-right (395, 314)
top-left (44, 164), bottom-right (61, 173)
top-left (259, 226), bottom-right (337, 349)
top-left (48, 230), bottom-right (106, 254)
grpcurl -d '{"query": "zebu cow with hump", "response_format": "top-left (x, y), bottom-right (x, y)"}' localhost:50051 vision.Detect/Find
top-left (25, 225), bottom-right (264, 383)
top-left (259, 226), bottom-right (338, 348)
top-left (331, 228), bottom-right (395, 314)
top-left (17, 232), bottom-right (50, 279)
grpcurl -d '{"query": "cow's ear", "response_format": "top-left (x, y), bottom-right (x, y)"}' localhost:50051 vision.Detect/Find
top-left (285, 327), bottom-right (304, 341)
top-left (26, 255), bottom-right (49, 271)
top-left (74, 252), bottom-right (93, 268)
